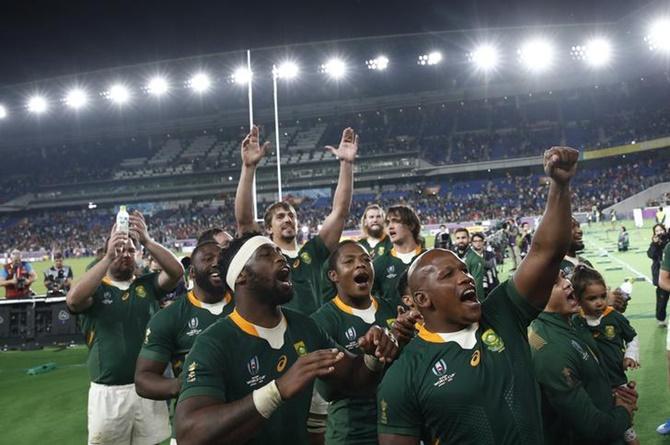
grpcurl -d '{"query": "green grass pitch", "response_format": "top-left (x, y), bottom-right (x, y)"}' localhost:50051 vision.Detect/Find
top-left (1, 222), bottom-right (669, 444)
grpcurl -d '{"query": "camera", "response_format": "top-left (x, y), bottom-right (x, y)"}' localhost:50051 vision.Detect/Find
top-left (16, 276), bottom-right (27, 289)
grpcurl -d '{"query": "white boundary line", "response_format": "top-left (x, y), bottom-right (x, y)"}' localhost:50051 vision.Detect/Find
top-left (588, 240), bottom-right (653, 284)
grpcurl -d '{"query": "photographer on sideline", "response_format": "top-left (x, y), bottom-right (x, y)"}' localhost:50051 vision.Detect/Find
top-left (649, 224), bottom-right (670, 327)
top-left (0, 249), bottom-right (37, 299)
top-left (44, 252), bottom-right (74, 297)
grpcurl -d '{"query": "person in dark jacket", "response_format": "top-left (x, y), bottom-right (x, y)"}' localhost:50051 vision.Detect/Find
top-left (648, 223), bottom-right (670, 327)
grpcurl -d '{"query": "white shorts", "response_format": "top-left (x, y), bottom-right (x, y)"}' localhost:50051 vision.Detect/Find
top-left (88, 382), bottom-right (171, 445)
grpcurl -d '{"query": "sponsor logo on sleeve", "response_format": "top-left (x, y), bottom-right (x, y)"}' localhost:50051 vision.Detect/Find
top-left (186, 362), bottom-right (198, 383)
top-left (379, 399), bottom-right (389, 424)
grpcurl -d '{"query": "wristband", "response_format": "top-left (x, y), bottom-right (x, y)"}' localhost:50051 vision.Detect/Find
top-left (364, 354), bottom-right (384, 372)
top-left (252, 380), bottom-right (283, 419)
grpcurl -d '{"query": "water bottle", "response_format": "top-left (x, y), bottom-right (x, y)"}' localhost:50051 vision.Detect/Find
top-left (116, 205), bottom-right (130, 234)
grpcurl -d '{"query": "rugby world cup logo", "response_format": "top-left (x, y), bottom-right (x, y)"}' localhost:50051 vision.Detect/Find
top-left (188, 317), bottom-right (199, 330)
top-left (432, 359), bottom-right (448, 377)
top-left (247, 356), bottom-right (260, 376)
top-left (345, 326), bottom-right (357, 342)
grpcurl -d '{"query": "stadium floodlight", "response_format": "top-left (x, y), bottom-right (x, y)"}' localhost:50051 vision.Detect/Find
top-left (470, 44), bottom-right (500, 71)
top-left (571, 38), bottom-right (612, 67)
top-left (147, 76), bottom-right (169, 96)
top-left (107, 84), bottom-right (131, 104)
top-left (232, 67), bottom-right (253, 85)
top-left (366, 55), bottom-right (389, 71)
top-left (189, 73), bottom-right (211, 93)
top-left (274, 61), bottom-right (300, 79)
top-left (321, 58), bottom-right (347, 79)
top-left (418, 51), bottom-right (443, 66)
top-left (64, 88), bottom-right (88, 109)
top-left (518, 38), bottom-right (555, 72)
top-left (0, 105), bottom-right (6, 119)
top-left (27, 95), bottom-right (48, 114)
top-left (646, 18), bottom-right (670, 52)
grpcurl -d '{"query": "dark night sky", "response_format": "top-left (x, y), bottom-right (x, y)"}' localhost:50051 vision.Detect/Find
top-left (0, 0), bottom-right (657, 86)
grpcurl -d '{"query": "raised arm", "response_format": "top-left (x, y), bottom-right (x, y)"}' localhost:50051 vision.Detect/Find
top-left (129, 211), bottom-right (183, 291)
top-left (235, 126), bottom-right (270, 234)
top-left (66, 229), bottom-right (125, 313)
top-left (514, 147), bottom-right (578, 308)
top-left (319, 128), bottom-right (358, 251)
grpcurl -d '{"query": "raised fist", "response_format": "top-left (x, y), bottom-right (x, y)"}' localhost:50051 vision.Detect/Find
top-left (543, 146), bottom-right (579, 185)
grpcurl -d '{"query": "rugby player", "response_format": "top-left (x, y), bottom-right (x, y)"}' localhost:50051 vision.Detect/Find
top-left (174, 233), bottom-right (399, 445)
top-left (235, 125), bottom-right (356, 315)
top-left (377, 146), bottom-right (578, 445)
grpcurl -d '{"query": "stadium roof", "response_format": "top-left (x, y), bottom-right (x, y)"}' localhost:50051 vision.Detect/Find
top-left (0, 0), bottom-right (667, 148)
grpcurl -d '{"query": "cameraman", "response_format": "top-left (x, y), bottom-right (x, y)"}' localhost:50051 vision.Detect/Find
top-left (433, 224), bottom-right (453, 250)
top-left (44, 252), bottom-right (73, 297)
top-left (650, 224), bottom-right (670, 327)
top-left (0, 249), bottom-right (37, 299)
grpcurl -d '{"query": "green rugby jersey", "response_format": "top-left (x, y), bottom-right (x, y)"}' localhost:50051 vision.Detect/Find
top-left (372, 247), bottom-right (425, 308)
top-left (661, 242), bottom-right (670, 272)
top-left (78, 272), bottom-right (166, 385)
top-left (359, 235), bottom-right (393, 259)
top-left (463, 247), bottom-right (486, 301)
top-left (178, 307), bottom-right (338, 445)
top-left (139, 290), bottom-right (234, 376)
top-left (321, 235), bottom-right (394, 304)
top-left (575, 307), bottom-right (636, 387)
top-left (283, 236), bottom-right (331, 315)
top-left (529, 312), bottom-right (630, 445)
top-left (377, 279), bottom-right (543, 445)
top-left (559, 256), bottom-right (593, 278)
top-left (311, 295), bottom-right (396, 445)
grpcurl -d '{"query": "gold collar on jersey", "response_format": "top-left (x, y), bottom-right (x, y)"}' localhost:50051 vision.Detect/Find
top-left (187, 290), bottom-right (232, 308)
top-left (332, 294), bottom-right (378, 314)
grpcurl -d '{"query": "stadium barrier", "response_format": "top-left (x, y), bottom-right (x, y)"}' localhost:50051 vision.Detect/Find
top-left (0, 296), bottom-right (82, 348)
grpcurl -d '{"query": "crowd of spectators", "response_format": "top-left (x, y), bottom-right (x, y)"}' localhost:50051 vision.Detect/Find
top-left (2, 149), bottom-right (668, 255)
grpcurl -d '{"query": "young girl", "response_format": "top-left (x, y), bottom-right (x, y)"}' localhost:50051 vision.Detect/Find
top-left (572, 265), bottom-right (640, 445)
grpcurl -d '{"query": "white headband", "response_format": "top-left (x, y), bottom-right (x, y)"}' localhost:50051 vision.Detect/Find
top-left (226, 236), bottom-right (275, 290)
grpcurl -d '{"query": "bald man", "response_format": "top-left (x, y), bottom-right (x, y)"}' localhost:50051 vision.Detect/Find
top-left (377, 146), bottom-right (579, 445)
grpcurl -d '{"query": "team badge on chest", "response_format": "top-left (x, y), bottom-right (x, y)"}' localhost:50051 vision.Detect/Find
top-left (481, 329), bottom-right (505, 352)
top-left (186, 317), bottom-right (202, 336)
